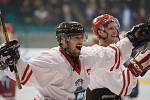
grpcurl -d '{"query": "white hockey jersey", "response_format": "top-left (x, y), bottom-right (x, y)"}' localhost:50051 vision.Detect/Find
top-left (4, 37), bottom-right (136, 99)
top-left (88, 38), bottom-right (137, 96)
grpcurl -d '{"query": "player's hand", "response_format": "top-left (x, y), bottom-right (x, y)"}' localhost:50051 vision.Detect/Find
top-left (0, 40), bottom-right (20, 72)
top-left (124, 50), bottom-right (150, 77)
top-left (1, 76), bottom-right (11, 90)
top-left (126, 22), bottom-right (150, 48)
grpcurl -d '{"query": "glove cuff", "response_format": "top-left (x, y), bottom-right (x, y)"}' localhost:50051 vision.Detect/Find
top-left (124, 59), bottom-right (142, 77)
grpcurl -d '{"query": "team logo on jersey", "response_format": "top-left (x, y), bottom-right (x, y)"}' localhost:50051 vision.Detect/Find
top-left (74, 78), bottom-right (85, 100)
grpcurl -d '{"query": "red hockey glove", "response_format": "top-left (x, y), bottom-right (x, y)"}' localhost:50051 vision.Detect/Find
top-left (125, 50), bottom-right (150, 77)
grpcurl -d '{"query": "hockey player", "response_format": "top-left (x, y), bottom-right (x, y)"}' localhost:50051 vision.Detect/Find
top-left (0, 21), bottom-right (149, 100)
top-left (86, 14), bottom-right (150, 100)
top-left (0, 23), bottom-right (16, 100)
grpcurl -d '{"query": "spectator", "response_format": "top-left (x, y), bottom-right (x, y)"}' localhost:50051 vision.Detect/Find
top-left (20, 0), bottom-right (33, 23)
top-left (33, 5), bottom-right (49, 24)
top-left (121, 3), bottom-right (132, 31)
top-left (62, 3), bottom-right (72, 21)
top-left (136, 7), bottom-right (147, 24)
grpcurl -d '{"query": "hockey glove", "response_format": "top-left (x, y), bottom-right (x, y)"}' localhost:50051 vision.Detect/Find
top-left (124, 50), bottom-right (150, 77)
top-left (0, 40), bottom-right (20, 72)
top-left (126, 22), bottom-right (150, 49)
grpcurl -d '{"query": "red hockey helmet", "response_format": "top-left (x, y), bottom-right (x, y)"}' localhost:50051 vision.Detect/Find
top-left (92, 14), bottom-right (120, 36)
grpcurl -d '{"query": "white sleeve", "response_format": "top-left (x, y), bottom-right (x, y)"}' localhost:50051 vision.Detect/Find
top-left (93, 37), bottom-right (134, 69)
top-left (4, 51), bottom-right (64, 87)
top-left (4, 56), bottom-right (41, 86)
top-left (116, 37), bottom-right (134, 62)
top-left (81, 44), bottom-right (119, 69)
top-left (103, 66), bottom-right (137, 96)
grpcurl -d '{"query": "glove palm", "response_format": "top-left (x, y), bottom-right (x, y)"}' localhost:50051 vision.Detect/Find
top-left (127, 22), bottom-right (150, 48)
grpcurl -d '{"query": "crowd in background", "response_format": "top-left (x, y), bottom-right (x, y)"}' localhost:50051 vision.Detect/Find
top-left (0, 0), bottom-right (150, 31)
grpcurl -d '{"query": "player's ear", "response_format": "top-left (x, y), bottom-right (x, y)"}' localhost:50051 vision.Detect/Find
top-left (97, 29), bottom-right (107, 39)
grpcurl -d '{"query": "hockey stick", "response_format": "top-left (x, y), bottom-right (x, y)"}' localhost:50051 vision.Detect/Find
top-left (0, 10), bottom-right (22, 89)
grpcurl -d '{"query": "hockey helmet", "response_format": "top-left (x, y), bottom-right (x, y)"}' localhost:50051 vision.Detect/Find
top-left (56, 21), bottom-right (87, 45)
top-left (92, 14), bottom-right (120, 36)
top-left (56, 21), bottom-right (85, 36)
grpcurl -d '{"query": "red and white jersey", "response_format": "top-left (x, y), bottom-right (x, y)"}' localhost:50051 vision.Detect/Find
top-left (4, 37), bottom-right (135, 99)
top-left (88, 37), bottom-right (137, 96)
top-left (5, 47), bottom-right (92, 100)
